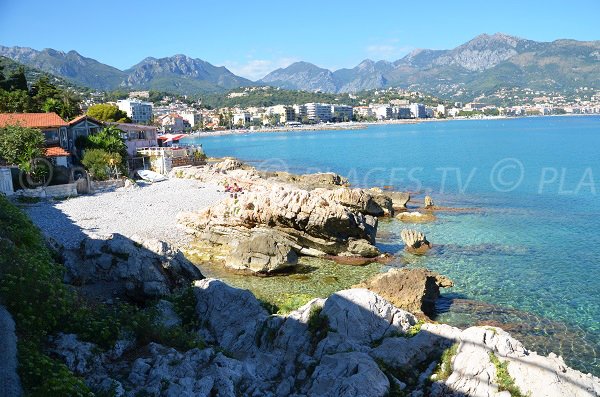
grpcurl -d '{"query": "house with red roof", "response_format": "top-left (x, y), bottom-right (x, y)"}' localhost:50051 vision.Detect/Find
top-left (0, 112), bottom-right (71, 166)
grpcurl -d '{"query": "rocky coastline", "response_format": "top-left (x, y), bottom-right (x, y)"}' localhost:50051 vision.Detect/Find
top-left (4, 157), bottom-right (600, 396)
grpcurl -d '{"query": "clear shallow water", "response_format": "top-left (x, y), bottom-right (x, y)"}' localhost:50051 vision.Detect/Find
top-left (185, 116), bottom-right (600, 375)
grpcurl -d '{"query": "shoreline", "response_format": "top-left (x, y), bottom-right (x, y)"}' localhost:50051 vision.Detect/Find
top-left (186, 113), bottom-right (599, 138)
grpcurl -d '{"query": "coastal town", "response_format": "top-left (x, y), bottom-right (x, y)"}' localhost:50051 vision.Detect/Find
top-left (96, 86), bottom-right (600, 134)
top-left (1, 2), bottom-right (600, 395)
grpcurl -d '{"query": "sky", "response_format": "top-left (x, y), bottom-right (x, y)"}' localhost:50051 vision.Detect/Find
top-left (0, 0), bottom-right (599, 81)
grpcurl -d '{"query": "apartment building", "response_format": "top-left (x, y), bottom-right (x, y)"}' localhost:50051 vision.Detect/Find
top-left (180, 111), bottom-right (203, 128)
top-left (117, 99), bottom-right (153, 124)
top-left (305, 103), bottom-right (332, 122)
top-left (331, 105), bottom-right (353, 121)
top-left (410, 103), bottom-right (427, 118)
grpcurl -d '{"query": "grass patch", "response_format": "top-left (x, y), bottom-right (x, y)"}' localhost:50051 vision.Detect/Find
top-left (15, 196), bottom-right (41, 204)
top-left (307, 305), bottom-right (329, 344)
top-left (432, 343), bottom-right (459, 382)
top-left (489, 352), bottom-right (530, 397)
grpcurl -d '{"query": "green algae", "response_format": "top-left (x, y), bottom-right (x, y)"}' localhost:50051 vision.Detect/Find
top-left (187, 254), bottom-right (382, 314)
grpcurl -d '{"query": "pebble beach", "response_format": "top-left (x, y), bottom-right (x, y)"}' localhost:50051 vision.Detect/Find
top-left (23, 178), bottom-right (226, 249)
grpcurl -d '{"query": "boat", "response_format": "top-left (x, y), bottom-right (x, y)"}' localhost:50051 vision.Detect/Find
top-left (136, 169), bottom-right (167, 183)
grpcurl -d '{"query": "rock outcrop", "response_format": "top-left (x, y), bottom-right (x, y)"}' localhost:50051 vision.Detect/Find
top-left (47, 280), bottom-right (600, 397)
top-left (388, 191), bottom-right (411, 209)
top-left (0, 306), bottom-right (22, 397)
top-left (179, 186), bottom-right (381, 272)
top-left (226, 232), bottom-right (298, 274)
top-left (424, 195), bottom-right (435, 208)
top-left (61, 234), bottom-right (203, 301)
top-left (356, 268), bottom-right (453, 318)
top-left (401, 229), bottom-right (432, 254)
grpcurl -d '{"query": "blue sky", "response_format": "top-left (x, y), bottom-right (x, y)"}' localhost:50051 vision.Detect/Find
top-left (1, 0), bottom-right (598, 80)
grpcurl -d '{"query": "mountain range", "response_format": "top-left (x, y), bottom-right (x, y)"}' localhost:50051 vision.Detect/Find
top-left (1, 33), bottom-right (599, 99)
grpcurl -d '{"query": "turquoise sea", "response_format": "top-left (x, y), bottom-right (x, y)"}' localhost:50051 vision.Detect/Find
top-left (185, 116), bottom-right (600, 375)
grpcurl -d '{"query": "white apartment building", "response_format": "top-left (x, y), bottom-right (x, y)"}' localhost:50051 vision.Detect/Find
top-left (371, 104), bottom-right (392, 120)
top-left (331, 105), bottom-right (353, 121)
top-left (353, 106), bottom-right (374, 119)
top-left (410, 103), bottom-right (427, 118)
top-left (267, 105), bottom-right (296, 123)
top-left (180, 111), bottom-right (203, 128)
top-left (158, 113), bottom-right (185, 132)
top-left (293, 104), bottom-right (307, 121)
top-left (117, 99), bottom-right (153, 124)
top-left (305, 103), bottom-right (332, 122)
top-left (233, 112), bottom-right (251, 126)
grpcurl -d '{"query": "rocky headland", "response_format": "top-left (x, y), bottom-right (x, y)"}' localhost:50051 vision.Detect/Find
top-left (4, 157), bottom-right (600, 396)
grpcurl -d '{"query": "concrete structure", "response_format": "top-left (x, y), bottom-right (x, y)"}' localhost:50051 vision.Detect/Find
top-left (136, 145), bottom-right (205, 174)
top-left (180, 111), bottom-right (202, 128)
top-left (0, 168), bottom-right (14, 196)
top-left (410, 103), bottom-right (427, 118)
top-left (371, 105), bottom-right (392, 120)
top-left (233, 112), bottom-right (251, 126)
top-left (331, 105), bottom-right (353, 121)
top-left (117, 99), bottom-right (153, 124)
top-left (305, 103), bottom-right (332, 122)
top-left (293, 104), bottom-right (307, 121)
top-left (353, 106), bottom-right (374, 119)
top-left (108, 122), bottom-right (159, 156)
top-left (393, 107), bottom-right (412, 119)
top-left (158, 114), bottom-right (185, 132)
top-left (268, 105), bottom-right (296, 123)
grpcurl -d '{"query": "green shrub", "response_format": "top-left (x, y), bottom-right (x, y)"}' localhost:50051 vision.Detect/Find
top-left (432, 343), bottom-right (459, 381)
top-left (82, 149), bottom-right (121, 181)
top-left (489, 351), bottom-right (529, 397)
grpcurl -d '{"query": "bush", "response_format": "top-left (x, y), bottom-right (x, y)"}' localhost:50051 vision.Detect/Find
top-left (82, 148), bottom-right (121, 181)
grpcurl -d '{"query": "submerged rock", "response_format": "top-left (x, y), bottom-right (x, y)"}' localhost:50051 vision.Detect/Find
top-left (396, 211), bottom-right (437, 223)
top-left (401, 229), bottom-right (432, 254)
top-left (356, 268), bottom-right (453, 318)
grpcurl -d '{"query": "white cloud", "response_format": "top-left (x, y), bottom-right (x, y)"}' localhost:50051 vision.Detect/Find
top-left (224, 57), bottom-right (299, 81)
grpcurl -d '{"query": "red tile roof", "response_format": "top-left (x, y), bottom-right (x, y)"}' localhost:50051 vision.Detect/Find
top-left (0, 113), bottom-right (68, 128)
top-left (44, 146), bottom-right (71, 157)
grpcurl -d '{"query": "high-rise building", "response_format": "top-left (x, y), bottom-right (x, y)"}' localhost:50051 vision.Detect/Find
top-left (410, 103), bottom-right (427, 118)
top-left (331, 105), bottom-right (353, 121)
top-left (305, 103), bottom-right (332, 122)
top-left (117, 99), bottom-right (153, 124)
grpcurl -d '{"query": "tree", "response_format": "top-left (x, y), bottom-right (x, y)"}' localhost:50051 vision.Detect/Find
top-left (0, 125), bottom-right (45, 172)
top-left (0, 90), bottom-right (35, 113)
top-left (87, 104), bottom-right (130, 123)
top-left (4, 67), bottom-right (28, 91)
top-left (84, 126), bottom-right (127, 158)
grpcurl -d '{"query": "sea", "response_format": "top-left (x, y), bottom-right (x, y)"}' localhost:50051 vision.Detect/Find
top-left (184, 116), bottom-right (600, 375)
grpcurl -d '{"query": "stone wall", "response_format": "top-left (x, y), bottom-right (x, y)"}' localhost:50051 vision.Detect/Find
top-left (90, 179), bottom-right (125, 193)
top-left (17, 182), bottom-right (78, 198)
